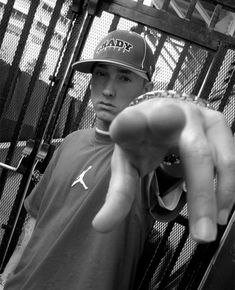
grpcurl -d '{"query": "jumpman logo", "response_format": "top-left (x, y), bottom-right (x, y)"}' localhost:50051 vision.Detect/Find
top-left (71, 166), bottom-right (92, 190)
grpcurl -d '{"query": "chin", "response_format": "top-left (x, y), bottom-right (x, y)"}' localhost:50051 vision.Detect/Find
top-left (97, 112), bottom-right (115, 123)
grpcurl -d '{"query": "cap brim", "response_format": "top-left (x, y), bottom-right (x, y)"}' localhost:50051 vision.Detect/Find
top-left (72, 59), bottom-right (149, 80)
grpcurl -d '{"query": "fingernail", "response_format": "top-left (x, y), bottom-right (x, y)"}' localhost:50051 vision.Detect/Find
top-left (218, 209), bottom-right (229, 225)
top-left (192, 217), bottom-right (217, 242)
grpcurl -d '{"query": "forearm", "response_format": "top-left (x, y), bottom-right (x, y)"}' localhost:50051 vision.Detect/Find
top-left (0, 214), bottom-right (36, 283)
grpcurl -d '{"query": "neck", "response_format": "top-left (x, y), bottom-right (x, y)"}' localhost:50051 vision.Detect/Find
top-left (95, 118), bottom-right (111, 132)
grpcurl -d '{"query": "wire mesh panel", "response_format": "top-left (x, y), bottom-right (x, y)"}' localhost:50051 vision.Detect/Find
top-left (0, 0), bottom-right (75, 269)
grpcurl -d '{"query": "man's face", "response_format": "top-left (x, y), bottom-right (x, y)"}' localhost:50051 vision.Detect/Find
top-left (90, 63), bottom-right (148, 129)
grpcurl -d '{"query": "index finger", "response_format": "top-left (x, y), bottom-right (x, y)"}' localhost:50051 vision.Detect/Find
top-left (92, 145), bottom-right (140, 232)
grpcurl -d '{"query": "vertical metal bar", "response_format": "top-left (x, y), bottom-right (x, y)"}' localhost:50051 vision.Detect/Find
top-left (108, 14), bottom-right (120, 32)
top-left (192, 50), bottom-right (214, 95)
top-left (157, 226), bottom-right (189, 289)
top-left (43, 1), bottom-right (101, 140)
top-left (198, 209), bottom-right (235, 290)
top-left (167, 42), bottom-right (190, 90)
top-left (0, 0), bottom-right (63, 199)
top-left (131, 23), bottom-right (144, 34)
top-left (218, 69), bottom-right (235, 112)
top-left (5, 0), bottom-right (63, 152)
top-left (185, 0), bottom-right (198, 20)
top-left (162, 0), bottom-right (171, 11)
top-left (158, 39), bottom-right (182, 75)
top-left (30, 12), bottom-right (77, 144)
top-left (72, 85), bottom-right (92, 131)
top-left (137, 221), bottom-right (175, 290)
top-left (34, 11), bottom-right (81, 142)
top-left (177, 243), bottom-right (208, 289)
top-left (0, 147), bottom-right (41, 271)
top-left (208, 4), bottom-right (222, 30)
top-left (63, 97), bottom-right (76, 136)
top-left (163, 45), bottom-right (177, 66)
top-left (0, 0), bottom-right (15, 48)
top-left (154, 33), bottom-right (168, 64)
top-left (0, 0), bottom-right (41, 119)
top-left (44, 12), bottom-right (95, 142)
top-left (198, 42), bottom-right (228, 100)
top-left (0, 0), bottom-right (64, 268)
top-left (177, 235), bottom-right (221, 290)
top-left (160, 51), bottom-right (174, 72)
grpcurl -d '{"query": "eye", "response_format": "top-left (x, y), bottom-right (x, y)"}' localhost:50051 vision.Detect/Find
top-left (93, 70), bottom-right (106, 77)
top-left (119, 75), bottom-right (131, 82)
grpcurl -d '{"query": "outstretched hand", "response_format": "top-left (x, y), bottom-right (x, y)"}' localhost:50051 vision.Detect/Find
top-left (92, 95), bottom-right (235, 242)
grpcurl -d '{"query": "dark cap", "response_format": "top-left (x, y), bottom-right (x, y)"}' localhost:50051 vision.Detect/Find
top-left (72, 30), bottom-right (155, 80)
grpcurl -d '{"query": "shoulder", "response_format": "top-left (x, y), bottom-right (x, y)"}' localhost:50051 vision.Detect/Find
top-left (65, 128), bottom-right (94, 140)
top-left (61, 128), bottom-right (94, 146)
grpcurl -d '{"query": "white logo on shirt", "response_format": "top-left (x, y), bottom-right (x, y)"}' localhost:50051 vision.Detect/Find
top-left (71, 166), bottom-right (92, 190)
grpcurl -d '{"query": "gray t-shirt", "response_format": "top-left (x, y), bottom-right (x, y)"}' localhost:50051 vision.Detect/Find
top-left (5, 129), bottom-right (156, 290)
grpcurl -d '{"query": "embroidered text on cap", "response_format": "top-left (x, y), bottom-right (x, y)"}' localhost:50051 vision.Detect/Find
top-left (96, 38), bottom-right (133, 54)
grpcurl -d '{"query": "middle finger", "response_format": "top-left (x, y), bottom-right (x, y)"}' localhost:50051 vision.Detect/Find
top-left (179, 108), bottom-right (217, 242)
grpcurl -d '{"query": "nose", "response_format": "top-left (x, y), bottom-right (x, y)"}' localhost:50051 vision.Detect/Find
top-left (102, 79), bottom-right (116, 98)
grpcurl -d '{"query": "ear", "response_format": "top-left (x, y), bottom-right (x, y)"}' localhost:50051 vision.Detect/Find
top-left (143, 81), bottom-right (154, 93)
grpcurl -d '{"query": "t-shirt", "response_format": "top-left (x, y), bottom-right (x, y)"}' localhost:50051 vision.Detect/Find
top-left (5, 129), bottom-right (157, 290)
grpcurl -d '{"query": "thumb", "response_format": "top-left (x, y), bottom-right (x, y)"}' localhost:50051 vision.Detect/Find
top-left (92, 145), bottom-right (140, 232)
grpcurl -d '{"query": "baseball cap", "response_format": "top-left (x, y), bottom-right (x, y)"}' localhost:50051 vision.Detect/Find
top-left (72, 30), bottom-right (155, 81)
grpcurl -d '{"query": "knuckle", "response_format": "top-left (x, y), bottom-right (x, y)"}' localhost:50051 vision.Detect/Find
top-left (185, 104), bottom-right (202, 119)
top-left (222, 187), bottom-right (235, 201)
top-left (184, 135), bottom-right (212, 161)
top-left (221, 155), bottom-right (235, 173)
top-left (195, 146), bottom-right (212, 161)
top-left (210, 110), bottom-right (229, 125)
top-left (194, 190), bottom-right (212, 202)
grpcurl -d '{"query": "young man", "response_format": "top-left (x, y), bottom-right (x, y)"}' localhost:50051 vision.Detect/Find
top-left (2, 30), bottom-right (235, 290)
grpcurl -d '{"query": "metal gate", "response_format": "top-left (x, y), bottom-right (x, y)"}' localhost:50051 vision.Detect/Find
top-left (0, 0), bottom-right (234, 289)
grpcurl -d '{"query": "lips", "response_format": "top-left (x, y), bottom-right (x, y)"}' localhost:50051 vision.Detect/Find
top-left (99, 102), bottom-right (115, 109)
